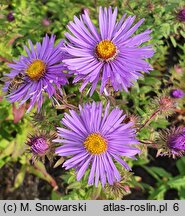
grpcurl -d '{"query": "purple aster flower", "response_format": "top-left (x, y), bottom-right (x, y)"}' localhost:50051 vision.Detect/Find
top-left (63, 6), bottom-right (154, 95)
top-left (55, 102), bottom-right (140, 187)
top-left (3, 35), bottom-right (68, 112)
top-left (170, 89), bottom-right (185, 98)
top-left (177, 8), bottom-right (185, 22)
top-left (157, 127), bottom-right (185, 158)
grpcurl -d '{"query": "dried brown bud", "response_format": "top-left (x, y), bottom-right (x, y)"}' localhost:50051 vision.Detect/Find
top-left (148, 3), bottom-right (154, 12)
top-left (124, 112), bottom-right (141, 128)
top-left (104, 169), bottom-right (132, 199)
top-left (158, 96), bottom-right (176, 111)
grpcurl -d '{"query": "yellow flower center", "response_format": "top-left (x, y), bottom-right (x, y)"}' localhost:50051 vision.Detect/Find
top-left (95, 40), bottom-right (118, 61)
top-left (26, 60), bottom-right (46, 81)
top-left (84, 133), bottom-right (107, 155)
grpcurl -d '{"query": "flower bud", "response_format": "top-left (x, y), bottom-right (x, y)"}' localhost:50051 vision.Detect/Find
top-left (124, 113), bottom-right (141, 128)
top-left (154, 95), bottom-right (177, 116)
top-left (7, 12), bottom-right (15, 22)
top-left (157, 127), bottom-right (185, 158)
top-left (30, 137), bottom-right (49, 156)
top-left (104, 169), bottom-right (132, 199)
top-left (170, 89), bottom-right (185, 98)
top-left (26, 132), bottom-right (56, 162)
top-left (168, 129), bottom-right (185, 151)
top-left (177, 8), bottom-right (185, 22)
top-left (174, 65), bottom-right (183, 74)
top-left (42, 18), bottom-right (51, 27)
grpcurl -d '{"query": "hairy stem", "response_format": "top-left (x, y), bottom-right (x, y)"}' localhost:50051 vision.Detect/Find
top-left (138, 109), bottom-right (160, 131)
top-left (140, 140), bottom-right (155, 145)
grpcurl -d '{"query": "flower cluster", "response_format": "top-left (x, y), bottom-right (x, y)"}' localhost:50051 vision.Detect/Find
top-left (3, 7), bottom-right (154, 113)
top-left (5, 6), bottom-right (182, 189)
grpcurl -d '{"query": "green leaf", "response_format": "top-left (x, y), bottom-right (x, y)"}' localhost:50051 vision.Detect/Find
top-left (0, 142), bottom-right (15, 160)
top-left (14, 165), bottom-right (26, 189)
top-left (149, 184), bottom-right (167, 200)
top-left (53, 157), bottom-right (64, 168)
top-left (79, 189), bottom-right (86, 197)
top-left (133, 158), bottom-right (149, 166)
top-left (176, 157), bottom-right (185, 175)
top-left (149, 167), bottom-right (172, 178)
top-left (67, 174), bottom-right (76, 184)
top-left (141, 165), bottom-right (161, 181)
top-left (168, 176), bottom-right (185, 189)
top-left (67, 181), bottom-right (81, 190)
top-left (142, 77), bottom-right (161, 86)
top-left (51, 191), bottom-right (62, 200)
top-left (179, 188), bottom-right (185, 200)
top-left (170, 36), bottom-right (177, 47)
top-left (89, 186), bottom-right (102, 200)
